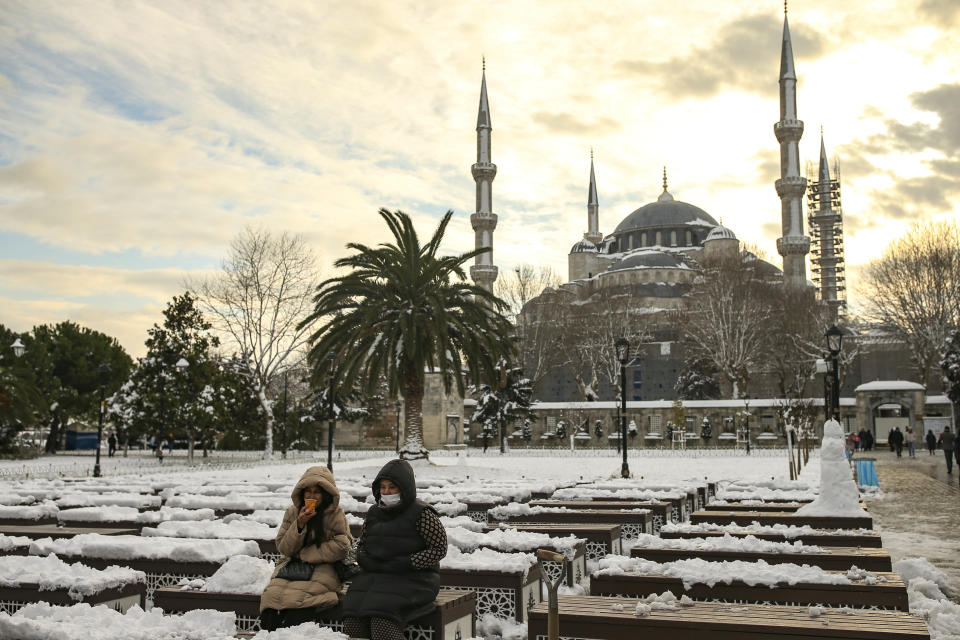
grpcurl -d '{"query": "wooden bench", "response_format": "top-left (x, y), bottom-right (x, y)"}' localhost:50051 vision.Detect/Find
top-left (630, 545), bottom-right (892, 572)
top-left (660, 528), bottom-right (884, 548)
top-left (0, 524), bottom-right (139, 539)
top-left (530, 500), bottom-right (673, 534)
top-left (462, 501), bottom-right (503, 523)
top-left (156, 587), bottom-right (476, 638)
top-left (484, 523), bottom-right (621, 561)
top-left (590, 570), bottom-right (909, 610)
top-left (492, 509), bottom-right (652, 543)
top-left (704, 502), bottom-right (805, 512)
top-left (0, 516), bottom-right (58, 527)
top-left (690, 510), bottom-right (873, 530)
top-left (527, 595), bottom-right (929, 639)
top-left (0, 582), bottom-right (146, 615)
top-left (50, 555), bottom-right (224, 603)
top-left (440, 564), bottom-right (542, 622)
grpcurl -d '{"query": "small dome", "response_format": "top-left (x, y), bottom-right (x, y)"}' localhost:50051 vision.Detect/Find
top-left (705, 225), bottom-right (737, 242)
top-left (569, 239), bottom-right (597, 254)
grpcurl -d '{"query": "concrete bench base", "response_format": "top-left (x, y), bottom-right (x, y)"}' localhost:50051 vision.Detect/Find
top-left (528, 595), bottom-right (929, 639)
top-left (439, 565), bottom-right (542, 622)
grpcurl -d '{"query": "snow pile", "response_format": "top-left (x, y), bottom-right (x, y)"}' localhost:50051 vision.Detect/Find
top-left (0, 534), bottom-right (32, 551)
top-left (488, 503), bottom-right (570, 519)
top-left (441, 516), bottom-right (485, 532)
top-left (660, 521), bottom-right (872, 538)
top-left (0, 501), bottom-right (58, 520)
top-left (552, 487), bottom-right (682, 501)
top-left (164, 493), bottom-right (287, 511)
top-left (0, 492), bottom-right (37, 505)
top-left (200, 555), bottom-right (274, 594)
top-left (224, 509), bottom-right (286, 527)
top-left (630, 532), bottom-right (822, 554)
top-left (440, 545), bottom-right (536, 575)
top-left (595, 555), bottom-right (852, 590)
top-left (251, 624), bottom-right (349, 640)
top-left (476, 612), bottom-right (526, 640)
top-left (30, 533), bottom-right (259, 563)
top-left (338, 494), bottom-right (372, 513)
top-left (445, 526), bottom-right (584, 558)
top-left (894, 558), bottom-right (960, 640)
top-left (632, 591), bottom-right (694, 615)
top-left (0, 554), bottom-right (145, 599)
top-left (59, 506), bottom-right (140, 523)
top-left (795, 419), bottom-right (863, 518)
top-left (0, 602), bottom-right (236, 639)
top-left (142, 519), bottom-right (277, 541)
top-left (431, 502), bottom-right (468, 516)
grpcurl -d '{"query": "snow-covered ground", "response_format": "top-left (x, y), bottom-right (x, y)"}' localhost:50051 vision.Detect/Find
top-left (0, 449), bottom-right (957, 639)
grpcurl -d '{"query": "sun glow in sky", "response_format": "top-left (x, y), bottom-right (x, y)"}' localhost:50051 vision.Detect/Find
top-left (1, 0), bottom-right (958, 356)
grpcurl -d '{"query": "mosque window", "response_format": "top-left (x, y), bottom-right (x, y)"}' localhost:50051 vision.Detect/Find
top-left (641, 232), bottom-right (647, 247)
top-left (628, 235), bottom-right (634, 249)
top-left (670, 231), bottom-right (677, 246)
top-left (655, 231), bottom-right (662, 246)
top-left (685, 230), bottom-right (692, 245)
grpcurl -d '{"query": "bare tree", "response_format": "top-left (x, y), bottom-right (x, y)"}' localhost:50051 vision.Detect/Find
top-left (191, 227), bottom-right (319, 459)
top-left (496, 264), bottom-right (562, 322)
top-left (859, 220), bottom-right (960, 388)
top-left (680, 251), bottom-right (776, 399)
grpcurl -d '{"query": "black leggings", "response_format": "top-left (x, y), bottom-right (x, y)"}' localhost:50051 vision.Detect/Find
top-left (343, 616), bottom-right (404, 640)
top-left (260, 607), bottom-right (324, 631)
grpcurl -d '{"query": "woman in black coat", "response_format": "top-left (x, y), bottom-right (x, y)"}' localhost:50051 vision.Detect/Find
top-left (926, 429), bottom-right (938, 455)
top-left (341, 459), bottom-right (447, 640)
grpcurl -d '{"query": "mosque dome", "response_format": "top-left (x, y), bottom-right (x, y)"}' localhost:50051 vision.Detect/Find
top-left (613, 195), bottom-right (718, 234)
top-left (606, 249), bottom-right (688, 272)
top-left (569, 238), bottom-right (597, 254)
top-left (704, 225), bottom-right (737, 242)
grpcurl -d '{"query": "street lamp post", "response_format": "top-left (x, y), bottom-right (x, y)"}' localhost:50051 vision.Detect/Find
top-left (615, 337), bottom-right (630, 478)
top-left (395, 400), bottom-right (402, 455)
top-left (11, 338), bottom-right (25, 358)
top-left (326, 353), bottom-right (337, 471)
top-left (825, 325), bottom-right (843, 422)
top-left (93, 363), bottom-right (111, 478)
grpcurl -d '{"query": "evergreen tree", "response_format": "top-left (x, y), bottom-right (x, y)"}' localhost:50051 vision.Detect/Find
top-left (470, 359), bottom-right (535, 454)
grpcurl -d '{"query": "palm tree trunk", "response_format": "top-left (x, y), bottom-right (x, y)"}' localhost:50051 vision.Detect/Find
top-left (400, 375), bottom-right (428, 459)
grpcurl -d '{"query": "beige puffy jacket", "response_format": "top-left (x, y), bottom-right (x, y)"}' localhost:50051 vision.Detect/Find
top-left (259, 466), bottom-right (353, 613)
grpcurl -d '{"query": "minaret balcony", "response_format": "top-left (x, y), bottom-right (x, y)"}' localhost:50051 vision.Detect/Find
top-left (470, 212), bottom-right (498, 231)
top-left (471, 162), bottom-right (498, 181)
top-left (774, 119), bottom-right (804, 142)
top-left (775, 176), bottom-right (807, 198)
top-left (776, 235), bottom-right (811, 256)
top-left (470, 264), bottom-right (499, 282)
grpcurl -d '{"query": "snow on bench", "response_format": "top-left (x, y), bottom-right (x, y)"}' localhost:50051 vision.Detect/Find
top-left (56, 492), bottom-right (162, 510)
top-left (0, 601), bottom-right (246, 640)
top-left (690, 509), bottom-right (873, 531)
top-left (0, 554), bottom-right (146, 614)
top-left (57, 505), bottom-right (216, 531)
top-left (590, 555), bottom-right (908, 610)
top-left (439, 546), bottom-right (542, 622)
top-left (530, 499), bottom-right (674, 534)
top-left (659, 521), bottom-right (882, 547)
top-left (0, 501), bottom-right (59, 526)
top-left (0, 534), bottom-right (32, 556)
top-left (162, 493), bottom-right (289, 515)
top-left (489, 502), bottom-right (652, 542)
top-left (484, 523), bottom-right (622, 560)
top-left (28, 533), bottom-right (259, 602)
top-left (142, 519), bottom-right (280, 560)
top-left (446, 525), bottom-right (587, 586)
top-left (527, 595), bottom-right (929, 640)
top-left (629, 532), bottom-right (892, 571)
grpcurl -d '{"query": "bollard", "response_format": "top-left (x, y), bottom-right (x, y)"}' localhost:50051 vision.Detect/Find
top-left (536, 548), bottom-right (567, 640)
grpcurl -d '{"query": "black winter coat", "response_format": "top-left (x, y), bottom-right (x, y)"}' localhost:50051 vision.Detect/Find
top-left (341, 459), bottom-right (441, 626)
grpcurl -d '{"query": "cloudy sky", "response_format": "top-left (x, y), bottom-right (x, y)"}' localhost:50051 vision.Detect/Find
top-left (1, 0), bottom-right (958, 356)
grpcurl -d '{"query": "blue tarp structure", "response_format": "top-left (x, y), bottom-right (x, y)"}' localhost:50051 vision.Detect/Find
top-left (855, 459), bottom-right (879, 487)
top-left (65, 430), bottom-right (98, 450)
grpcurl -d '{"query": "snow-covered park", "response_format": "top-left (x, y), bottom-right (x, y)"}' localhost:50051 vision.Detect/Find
top-left (0, 448), bottom-right (958, 639)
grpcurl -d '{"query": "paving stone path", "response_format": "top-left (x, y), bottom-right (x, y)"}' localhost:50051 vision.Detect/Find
top-left (858, 448), bottom-right (960, 602)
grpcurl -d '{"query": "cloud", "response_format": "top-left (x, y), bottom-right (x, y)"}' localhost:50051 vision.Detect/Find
top-left (918, 0), bottom-right (960, 27)
top-left (531, 111), bottom-right (622, 136)
top-left (614, 14), bottom-right (828, 99)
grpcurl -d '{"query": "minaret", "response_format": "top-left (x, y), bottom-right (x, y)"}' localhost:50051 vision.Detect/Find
top-left (807, 130), bottom-right (846, 323)
top-left (470, 59), bottom-right (498, 294)
top-left (584, 150), bottom-right (602, 245)
top-left (774, 5), bottom-right (811, 288)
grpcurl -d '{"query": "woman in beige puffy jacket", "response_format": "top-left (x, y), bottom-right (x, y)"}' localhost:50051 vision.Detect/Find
top-left (259, 465), bottom-right (353, 630)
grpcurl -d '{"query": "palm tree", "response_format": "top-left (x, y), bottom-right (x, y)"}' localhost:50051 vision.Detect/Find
top-left (301, 208), bottom-right (515, 459)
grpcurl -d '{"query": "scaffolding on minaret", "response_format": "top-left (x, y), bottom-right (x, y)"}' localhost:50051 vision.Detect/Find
top-left (805, 154), bottom-right (847, 315)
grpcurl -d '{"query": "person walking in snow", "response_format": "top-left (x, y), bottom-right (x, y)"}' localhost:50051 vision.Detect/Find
top-left (939, 427), bottom-right (955, 474)
top-left (862, 429), bottom-right (874, 452)
top-left (890, 427), bottom-right (904, 458)
top-left (260, 465), bottom-right (352, 631)
top-left (926, 429), bottom-right (938, 455)
top-left (341, 459), bottom-right (447, 640)
top-left (904, 426), bottom-right (916, 458)
top-left (107, 433), bottom-right (117, 457)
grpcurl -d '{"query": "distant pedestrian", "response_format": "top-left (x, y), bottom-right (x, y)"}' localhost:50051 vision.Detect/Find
top-left (890, 427), bottom-right (904, 458)
top-left (107, 433), bottom-right (117, 457)
top-left (157, 447), bottom-right (164, 464)
top-left (904, 427), bottom-right (916, 458)
top-left (926, 429), bottom-right (937, 455)
top-left (939, 427), bottom-right (955, 474)
top-left (888, 427), bottom-right (896, 452)
top-left (863, 430), bottom-right (874, 451)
